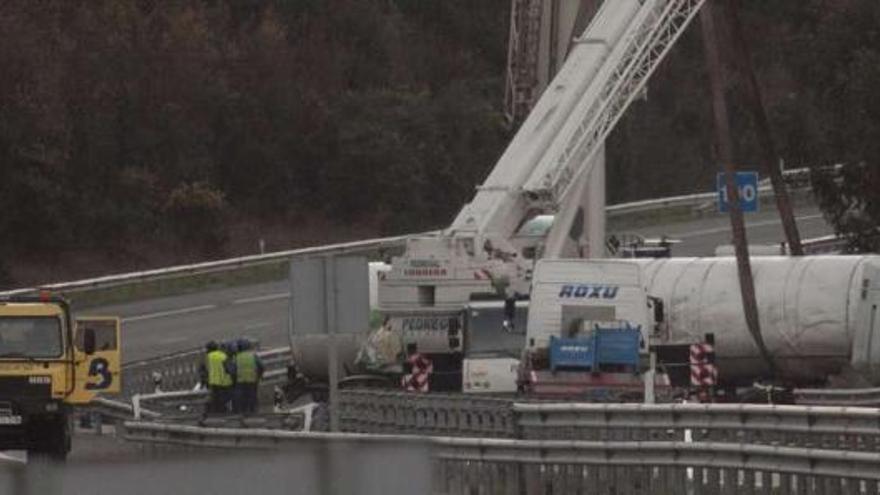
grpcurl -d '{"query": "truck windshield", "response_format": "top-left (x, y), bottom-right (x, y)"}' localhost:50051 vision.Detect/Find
top-left (0, 316), bottom-right (63, 359)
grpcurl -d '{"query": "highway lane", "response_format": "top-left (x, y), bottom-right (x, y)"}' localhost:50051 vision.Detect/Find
top-left (619, 206), bottom-right (831, 256)
top-left (94, 281), bottom-right (291, 363)
top-left (95, 206), bottom-right (835, 364)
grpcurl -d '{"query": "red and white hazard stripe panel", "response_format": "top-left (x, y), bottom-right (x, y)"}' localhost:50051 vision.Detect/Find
top-left (689, 343), bottom-right (714, 363)
top-left (474, 269), bottom-right (493, 280)
top-left (689, 343), bottom-right (717, 387)
top-left (401, 353), bottom-right (434, 393)
top-left (690, 363), bottom-right (718, 386)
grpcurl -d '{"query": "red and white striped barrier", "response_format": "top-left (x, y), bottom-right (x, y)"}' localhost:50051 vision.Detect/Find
top-left (689, 343), bottom-right (717, 387)
top-left (401, 353), bottom-right (433, 393)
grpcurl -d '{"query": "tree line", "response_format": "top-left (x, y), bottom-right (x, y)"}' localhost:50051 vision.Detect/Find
top-left (0, 0), bottom-right (877, 285)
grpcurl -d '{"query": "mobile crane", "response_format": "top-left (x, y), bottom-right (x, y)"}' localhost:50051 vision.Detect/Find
top-left (0, 294), bottom-right (121, 457)
top-left (376, 0), bottom-right (707, 388)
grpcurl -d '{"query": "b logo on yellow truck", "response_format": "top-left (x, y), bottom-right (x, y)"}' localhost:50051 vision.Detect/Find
top-left (71, 317), bottom-right (122, 402)
top-left (0, 295), bottom-right (121, 457)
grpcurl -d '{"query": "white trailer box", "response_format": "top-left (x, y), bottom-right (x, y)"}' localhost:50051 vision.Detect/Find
top-left (526, 259), bottom-right (652, 351)
top-left (636, 255), bottom-right (880, 386)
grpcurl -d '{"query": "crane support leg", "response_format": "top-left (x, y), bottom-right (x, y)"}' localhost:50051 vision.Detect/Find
top-left (543, 144), bottom-right (605, 258)
top-left (584, 144), bottom-right (606, 258)
top-left (700, 0), bottom-right (775, 375)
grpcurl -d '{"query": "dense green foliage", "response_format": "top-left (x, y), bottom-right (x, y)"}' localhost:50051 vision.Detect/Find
top-left (0, 0), bottom-right (878, 283)
top-left (0, 0), bottom-right (509, 272)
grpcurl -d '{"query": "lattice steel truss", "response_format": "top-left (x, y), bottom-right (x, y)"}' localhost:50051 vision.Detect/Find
top-left (504, 0), bottom-right (544, 125)
top-left (526, 0), bottom-right (706, 208)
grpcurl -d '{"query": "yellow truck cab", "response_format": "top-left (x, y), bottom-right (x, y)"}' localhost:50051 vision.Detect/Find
top-left (0, 294), bottom-right (120, 457)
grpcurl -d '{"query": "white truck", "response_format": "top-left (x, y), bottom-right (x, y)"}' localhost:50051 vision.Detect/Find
top-left (517, 259), bottom-right (677, 400)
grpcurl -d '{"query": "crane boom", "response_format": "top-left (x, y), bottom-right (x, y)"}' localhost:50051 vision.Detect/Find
top-left (450, 0), bottom-right (642, 238)
top-left (451, 0), bottom-right (705, 247)
top-left (524, 0), bottom-right (705, 208)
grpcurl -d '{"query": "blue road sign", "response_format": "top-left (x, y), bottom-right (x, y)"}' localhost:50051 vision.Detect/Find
top-left (717, 171), bottom-right (758, 213)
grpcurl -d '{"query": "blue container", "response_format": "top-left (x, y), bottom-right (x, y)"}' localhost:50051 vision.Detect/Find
top-left (549, 336), bottom-right (594, 371)
top-left (593, 327), bottom-right (640, 369)
top-left (549, 325), bottom-right (641, 372)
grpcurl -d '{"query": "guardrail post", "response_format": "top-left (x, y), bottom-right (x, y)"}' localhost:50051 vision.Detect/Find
top-left (132, 393), bottom-right (142, 421)
top-left (645, 351), bottom-right (656, 404)
top-left (94, 411), bottom-right (103, 436)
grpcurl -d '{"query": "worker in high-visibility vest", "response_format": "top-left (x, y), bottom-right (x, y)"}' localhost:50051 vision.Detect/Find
top-left (203, 341), bottom-right (233, 414)
top-left (233, 338), bottom-right (264, 414)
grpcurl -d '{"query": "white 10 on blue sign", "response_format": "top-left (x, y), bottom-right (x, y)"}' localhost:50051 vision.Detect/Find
top-left (716, 171), bottom-right (758, 213)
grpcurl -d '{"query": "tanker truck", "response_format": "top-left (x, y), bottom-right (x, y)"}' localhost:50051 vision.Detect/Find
top-left (520, 255), bottom-right (880, 399)
top-left (636, 255), bottom-right (880, 388)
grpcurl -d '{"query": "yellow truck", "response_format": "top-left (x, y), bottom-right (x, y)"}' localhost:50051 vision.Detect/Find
top-left (0, 294), bottom-right (120, 457)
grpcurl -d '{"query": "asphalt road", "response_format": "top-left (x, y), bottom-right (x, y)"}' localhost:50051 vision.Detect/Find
top-left (97, 281), bottom-right (292, 363)
top-left (95, 205), bottom-right (834, 364)
top-left (619, 206), bottom-right (830, 257)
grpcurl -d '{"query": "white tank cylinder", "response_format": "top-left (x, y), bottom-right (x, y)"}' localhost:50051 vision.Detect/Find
top-left (636, 256), bottom-right (880, 386)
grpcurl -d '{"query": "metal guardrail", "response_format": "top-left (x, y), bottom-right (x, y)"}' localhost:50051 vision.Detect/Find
top-left (122, 421), bottom-right (880, 494)
top-left (434, 439), bottom-right (880, 494)
top-left (339, 391), bottom-right (880, 452)
top-left (605, 166), bottom-right (814, 218)
top-left (132, 389), bottom-right (209, 420)
top-left (89, 373), bottom-right (291, 424)
top-left (0, 451), bottom-right (26, 467)
top-left (514, 402), bottom-right (880, 451)
top-left (94, 346), bottom-right (293, 423)
top-left (794, 386), bottom-right (880, 407)
top-left (121, 346), bottom-right (291, 397)
top-left (119, 358), bottom-right (289, 422)
top-left (800, 234), bottom-right (848, 255)
top-left (87, 396), bottom-right (161, 421)
top-left (138, 404), bottom-right (322, 431)
top-left (605, 190), bottom-right (721, 217)
top-left (339, 389), bottom-right (516, 438)
top-left (0, 233), bottom-right (417, 297)
top-left (0, 167), bottom-right (820, 299)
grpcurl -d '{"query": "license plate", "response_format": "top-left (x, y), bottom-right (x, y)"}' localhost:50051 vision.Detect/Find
top-left (0, 415), bottom-right (22, 425)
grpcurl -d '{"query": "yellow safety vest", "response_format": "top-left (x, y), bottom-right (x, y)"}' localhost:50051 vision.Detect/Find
top-left (235, 351), bottom-right (258, 384)
top-left (206, 350), bottom-right (232, 387)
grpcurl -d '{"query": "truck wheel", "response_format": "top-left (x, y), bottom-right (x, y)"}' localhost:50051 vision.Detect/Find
top-left (54, 414), bottom-right (72, 458)
top-left (29, 414), bottom-right (70, 460)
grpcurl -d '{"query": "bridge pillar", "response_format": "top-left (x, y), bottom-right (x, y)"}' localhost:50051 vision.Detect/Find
top-left (584, 144), bottom-right (606, 257)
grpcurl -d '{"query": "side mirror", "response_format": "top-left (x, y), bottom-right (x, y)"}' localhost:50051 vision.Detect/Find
top-left (83, 328), bottom-right (96, 355)
top-left (652, 298), bottom-right (665, 324)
